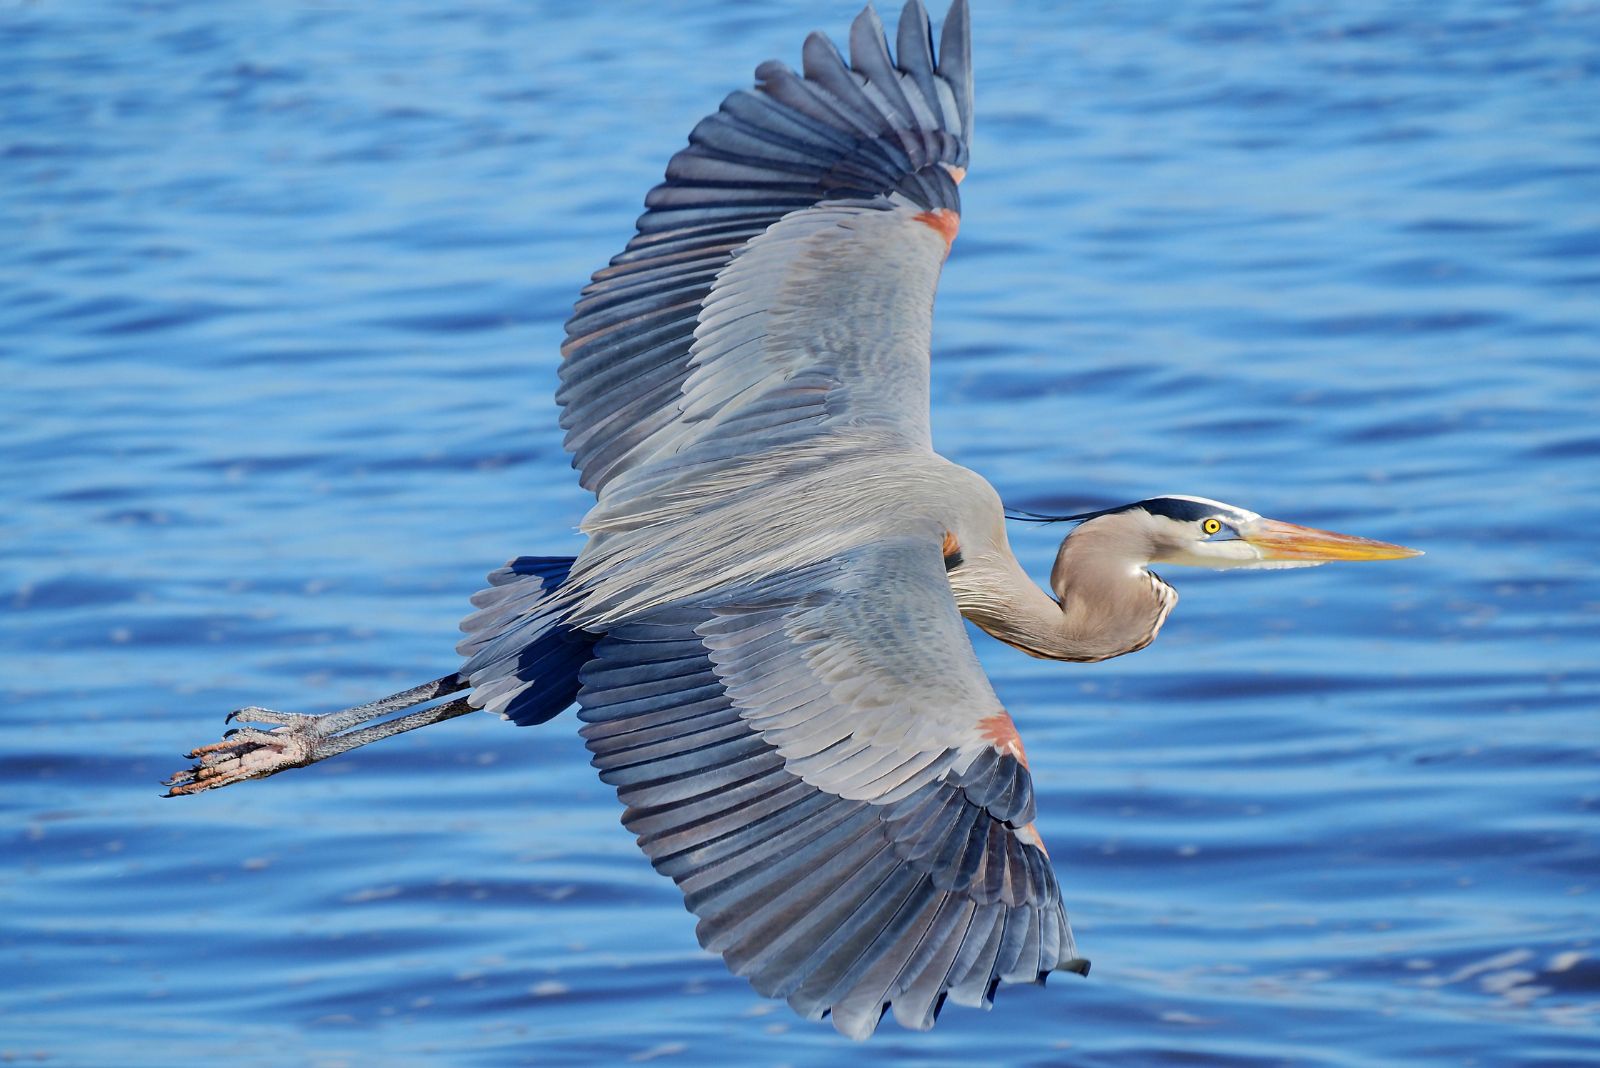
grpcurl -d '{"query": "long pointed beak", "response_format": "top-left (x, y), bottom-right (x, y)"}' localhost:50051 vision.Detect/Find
top-left (1243, 518), bottom-right (1423, 563)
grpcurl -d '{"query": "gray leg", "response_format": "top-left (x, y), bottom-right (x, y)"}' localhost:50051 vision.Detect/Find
top-left (164, 674), bottom-right (474, 796)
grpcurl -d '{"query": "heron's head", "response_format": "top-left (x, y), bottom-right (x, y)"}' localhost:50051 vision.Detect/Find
top-left (1021, 494), bottom-right (1421, 572)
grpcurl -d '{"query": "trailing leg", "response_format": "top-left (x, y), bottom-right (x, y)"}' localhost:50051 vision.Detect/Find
top-left (165, 553), bottom-right (593, 796)
top-left (165, 674), bottom-right (471, 796)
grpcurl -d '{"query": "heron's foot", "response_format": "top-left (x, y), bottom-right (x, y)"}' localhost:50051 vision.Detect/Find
top-left (164, 708), bottom-right (329, 796)
top-left (163, 677), bottom-right (475, 797)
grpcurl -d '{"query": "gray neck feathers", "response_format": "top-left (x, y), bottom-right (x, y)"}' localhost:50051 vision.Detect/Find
top-left (1046, 515), bottom-right (1176, 662)
top-left (971, 515), bottom-right (1175, 663)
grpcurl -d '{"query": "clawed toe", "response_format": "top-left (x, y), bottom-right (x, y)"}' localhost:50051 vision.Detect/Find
top-left (164, 676), bottom-right (472, 797)
top-left (225, 706), bottom-right (313, 728)
top-left (220, 725), bottom-right (293, 747)
top-left (166, 715), bottom-right (324, 796)
top-left (188, 732), bottom-right (271, 758)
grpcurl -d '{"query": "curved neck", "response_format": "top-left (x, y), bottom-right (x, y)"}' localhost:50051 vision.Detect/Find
top-left (959, 530), bottom-right (1176, 663)
top-left (1050, 553), bottom-right (1175, 663)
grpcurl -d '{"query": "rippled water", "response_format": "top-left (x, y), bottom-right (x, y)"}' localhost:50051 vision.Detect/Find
top-left (4, 1), bottom-right (1598, 1064)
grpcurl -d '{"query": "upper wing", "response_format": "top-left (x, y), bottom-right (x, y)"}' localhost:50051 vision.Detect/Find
top-left (577, 540), bottom-right (1086, 1038)
top-left (557, 0), bottom-right (972, 510)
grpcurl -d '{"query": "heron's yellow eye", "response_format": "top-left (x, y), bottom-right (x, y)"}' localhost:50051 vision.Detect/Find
top-left (1202, 518), bottom-right (1223, 535)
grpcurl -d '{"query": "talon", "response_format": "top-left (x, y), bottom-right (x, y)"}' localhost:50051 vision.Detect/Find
top-left (225, 706), bottom-right (308, 728)
top-left (166, 681), bottom-right (467, 796)
top-left (188, 739), bottom-right (241, 757)
top-left (226, 727), bottom-right (287, 746)
top-left (166, 711), bottom-right (327, 795)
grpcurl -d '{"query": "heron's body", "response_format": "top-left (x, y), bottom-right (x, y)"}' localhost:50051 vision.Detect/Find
top-left (569, 445), bottom-right (993, 625)
top-left (168, 0), bottom-right (1418, 1039)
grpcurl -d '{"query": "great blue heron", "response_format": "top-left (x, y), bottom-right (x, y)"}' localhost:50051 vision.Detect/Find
top-left (167, 0), bottom-right (1419, 1039)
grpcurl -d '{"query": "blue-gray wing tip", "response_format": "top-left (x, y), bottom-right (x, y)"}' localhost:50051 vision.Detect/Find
top-left (936, 0), bottom-right (973, 141)
top-left (852, 3), bottom-right (886, 37)
top-left (1056, 956), bottom-right (1092, 977)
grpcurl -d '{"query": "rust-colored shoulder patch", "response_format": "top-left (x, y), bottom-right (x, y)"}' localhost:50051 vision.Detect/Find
top-left (942, 529), bottom-right (961, 559)
top-left (977, 711), bottom-right (1028, 767)
top-left (913, 208), bottom-right (960, 252)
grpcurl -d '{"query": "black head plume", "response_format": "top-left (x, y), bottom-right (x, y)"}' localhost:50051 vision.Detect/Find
top-left (1003, 503), bottom-right (1128, 525)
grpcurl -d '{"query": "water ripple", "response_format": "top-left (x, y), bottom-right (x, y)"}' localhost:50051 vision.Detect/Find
top-left (4, 1), bottom-right (1596, 1064)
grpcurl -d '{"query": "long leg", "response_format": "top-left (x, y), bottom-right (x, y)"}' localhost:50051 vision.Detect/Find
top-left (164, 673), bottom-right (474, 796)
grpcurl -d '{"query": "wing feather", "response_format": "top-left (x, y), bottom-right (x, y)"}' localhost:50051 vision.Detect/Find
top-left (560, 0), bottom-right (971, 502)
top-left (574, 542), bottom-right (1085, 1038)
top-left (462, 1), bottom-right (1085, 1038)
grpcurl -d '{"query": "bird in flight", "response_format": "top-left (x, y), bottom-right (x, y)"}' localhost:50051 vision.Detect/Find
top-left (167, 0), bottom-right (1419, 1038)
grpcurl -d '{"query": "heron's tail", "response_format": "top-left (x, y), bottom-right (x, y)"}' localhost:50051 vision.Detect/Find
top-left (456, 556), bottom-right (597, 727)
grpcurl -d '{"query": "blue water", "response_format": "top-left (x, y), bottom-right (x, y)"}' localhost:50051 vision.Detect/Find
top-left (4, 1), bottom-right (1597, 1064)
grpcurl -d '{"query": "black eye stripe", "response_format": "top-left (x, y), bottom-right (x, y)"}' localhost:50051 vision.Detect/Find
top-left (1139, 497), bottom-right (1223, 523)
top-left (1011, 496), bottom-right (1250, 527)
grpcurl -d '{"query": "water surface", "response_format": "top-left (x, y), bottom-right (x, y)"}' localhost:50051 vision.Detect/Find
top-left (4, 2), bottom-right (1598, 1065)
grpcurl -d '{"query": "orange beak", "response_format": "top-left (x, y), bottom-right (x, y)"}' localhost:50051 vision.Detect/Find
top-left (1243, 518), bottom-right (1423, 563)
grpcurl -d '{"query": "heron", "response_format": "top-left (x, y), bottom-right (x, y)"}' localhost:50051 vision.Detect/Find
top-left (167, 0), bottom-right (1419, 1039)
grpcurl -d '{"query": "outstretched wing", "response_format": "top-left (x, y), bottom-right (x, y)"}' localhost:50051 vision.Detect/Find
top-left (557, 0), bottom-right (972, 512)
top-left (577, 541), bottom-right (1086, 1039)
